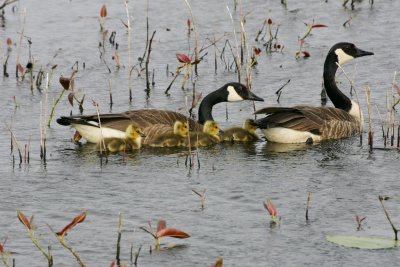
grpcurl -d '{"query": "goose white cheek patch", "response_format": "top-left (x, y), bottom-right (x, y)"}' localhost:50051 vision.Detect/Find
top-left (335, 48), bottom-right (354, 65)
top-left (227, 85), bottom-right (244, 101)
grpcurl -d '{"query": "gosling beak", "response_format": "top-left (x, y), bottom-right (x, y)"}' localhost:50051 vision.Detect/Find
top-left (247, 91), bottom-right (264, 102)
top-left (355, 48), bottom-right (374, 58)
top-left (140, 132), bottom-right (146, 138)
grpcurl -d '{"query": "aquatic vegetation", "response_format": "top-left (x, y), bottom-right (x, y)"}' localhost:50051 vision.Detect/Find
top-left (140, 220), bottom-right (190, 249)
top-left (264, 199), bottom-right (277, 223)
top-left (295, 21), bottom-right (327, 59)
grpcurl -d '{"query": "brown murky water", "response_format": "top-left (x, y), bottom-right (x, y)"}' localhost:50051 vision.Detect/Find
top-left (1, 0), bottom-right (400, 266)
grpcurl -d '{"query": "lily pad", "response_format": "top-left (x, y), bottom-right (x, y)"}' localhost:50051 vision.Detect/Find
top-left (326, 235), bottom-right (399, 249)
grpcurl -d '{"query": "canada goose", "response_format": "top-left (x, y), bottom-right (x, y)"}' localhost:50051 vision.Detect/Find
top-left (57, 83), bottom-right (263, 144)
top-left (222, 119), bottom-right (260, 142)
top-left (254, 42), bottom-right (374, 143)
top-left (185, 120), bottom-right (220, 147)
top-left (99, 123), bottom-right (144, 152)
top-left (149, 121), bottom-right (189, 147)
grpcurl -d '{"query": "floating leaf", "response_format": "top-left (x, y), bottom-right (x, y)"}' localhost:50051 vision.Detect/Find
top-left (156, 228), bottom-right (190, 239)
top-left (326, 235), bottom-right (399, 249)
top-left (311, 24), bottom-right (327, 28)
top-left (100, 5), bottom-right (107, 18)
top-left (176, 53), bottom-right (192, 64)
top-left (57, 211), bottom-right (87, 238)
top-left (302, 51), bottom-right (311, 57)
top-left (17, 211), bottom-right (31, 230)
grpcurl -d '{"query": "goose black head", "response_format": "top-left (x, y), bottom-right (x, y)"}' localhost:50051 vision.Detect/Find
top-left (330, 42), bottom-right (374, 65)
top-left (223, 82), bottom-right (264, 102)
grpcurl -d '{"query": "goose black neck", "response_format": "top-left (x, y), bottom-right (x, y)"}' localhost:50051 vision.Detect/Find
top-left (323, 53), bottom-right (352, 112)
top-left (198, 88), bottom-right (227, 124)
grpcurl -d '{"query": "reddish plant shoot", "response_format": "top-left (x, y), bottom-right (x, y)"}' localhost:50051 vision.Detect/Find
top-left (100, 5), bottom-right (107, 18)
top-left (176, 53), bottom-right (192, 64)
top-left (17, 211), bottom-right (32, 230)
top-left (264, 199), bottom-right (277, 222)
top-left (57, 211), bottom-right (87, 238)
top-left (141, 220), bottom-right (190, 248)
top-left (267, 18), bottom-right (272, 25)
top-left (6, 37), bottom-right (12, 47)
top-left (212, 258), bottom-right (223, 267)
top-left (356, 215), bottom-right (366, 230)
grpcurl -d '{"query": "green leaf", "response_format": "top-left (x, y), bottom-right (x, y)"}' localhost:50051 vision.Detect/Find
top-left (326, 235), bottom-right (400, 249)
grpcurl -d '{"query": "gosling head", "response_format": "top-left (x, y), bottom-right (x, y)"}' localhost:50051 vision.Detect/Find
top-left (125, 124), bottom-right (145, 142)
top-left (331, 42), bottom-right (374, 65)
top-left (243, 119), bottom-right (258, 133)
top-left (174, 121), bottom-right (189, 137)
top-left (203, 120), bottom-right (220, 136)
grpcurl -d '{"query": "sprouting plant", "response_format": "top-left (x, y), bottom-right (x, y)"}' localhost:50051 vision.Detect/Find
top-left (100, 4), bottom-right (107, 32)
top-left (356, 215), bottom-right (366, 231)
top-left (140, 220), bottom-right (190, 249)
top-left (47, 70), bottom-right (84, 127)
top-left (48, 211), bottom-right (87, 267)
top-left (17, 211), bottom-right (53, 266)
top-left (263, 199), bottom-right (277, 223)
top-left (192, 189), bottom-right (206, 209)
top-left (0, 237), bottom-right (11, 267)
top-left (295, 20), bottom-right (327, 59)
top-left (257, 18), bottom-right (284, 53)
top-left (211, 258), bottom-right (223, 267)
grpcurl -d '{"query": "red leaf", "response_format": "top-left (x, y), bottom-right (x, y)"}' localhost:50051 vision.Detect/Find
top-left (114, 51), bottom-right (120, 66)
top-left (109, 261), bottom-right (115, 267)
top-left (100, 5), bottom-right (107, 18)
top-left (176, 53), bottom-right (192, 64)
top-left (73, 131), bottom-right (82, 142)
top-left (57, 211), bottom-right (87, 238)
top-left (157, 220), bottom-right (166, 232)
top-left (17, 63), bottom-right (25, 75)
top-left (263, 199), bottom-right (277, 218)
top-left (212, 258), bottom-right (223, 267)
top-left (267, 18), bottom-right (272, 25)
top-left (17, 211), bottom-right (31, 230)
top-left (59, 76), bottom-right (70, 90)
top-left (68, 92), bottom-right (75, 106)
top-left (156, 228), bottom-right (190, 239)
top-left (7, 37), bottom-right (12, 46)
top-left (302, 51), bottom-right (311, 57)
top-left (311, 24), bottom-right (327, 28)
top-left (187, 19), bottom-right (191, 30)
top-left (253, 47), bottom-right (261, 56)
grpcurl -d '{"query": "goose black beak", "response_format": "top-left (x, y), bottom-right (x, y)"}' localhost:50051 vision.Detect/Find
top-left (247, 91), bottom-right (264, 102)
top-left (356, 48), bottom-right (374, 58)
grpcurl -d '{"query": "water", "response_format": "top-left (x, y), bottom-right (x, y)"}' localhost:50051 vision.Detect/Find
top-left (1, 0), bottom-right (400, 266)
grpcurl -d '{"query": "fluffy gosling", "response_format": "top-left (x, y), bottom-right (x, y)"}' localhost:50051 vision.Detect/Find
top-left (222, 119), bottom-right (259, 142)
top-left (149, 121), bottom-right (189, 147)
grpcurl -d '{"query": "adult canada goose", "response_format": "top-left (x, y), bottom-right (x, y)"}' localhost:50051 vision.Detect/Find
top-left (149, 121), bottom-right (189, 147)
top-left (222, 119), bottom-right (260, 142)
top-left (254, 42), bottom-right (374, 143)
top-left (185, 120), bottom-right (220, 147)
top-left (99, 123), bottom-right (144, 152)
top-left (57, 82), bottom-right (263, 144)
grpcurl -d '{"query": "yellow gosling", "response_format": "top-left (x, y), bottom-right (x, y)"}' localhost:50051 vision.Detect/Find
top-left (99, 123), bottom-right (144, 152)
top-left (185, 120), bottom-right (220, 147)
top-left (149, 121), bottom-right (189, 147)
top-left (222, 119), bottom-right (260, 142)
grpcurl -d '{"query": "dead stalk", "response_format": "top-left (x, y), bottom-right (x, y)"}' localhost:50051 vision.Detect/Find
top-left (124, 0), bottom-right (133, 102)
top-left (184, 0), bottom-right (199, 75)
top-left (305, 192), bottom-right (311, 221)
top-left (145, 31), bottom-right (156, 91)
top-left (365, 86), bottom-right (373, 150)
top-left (116, 213), bottom-right (122, 266)
top-left (226, 5), bottom-right (241, 82)
top-left (16, 8), bottom-right (26, 78)
top-left (378, 196), bottom-right (398, 241)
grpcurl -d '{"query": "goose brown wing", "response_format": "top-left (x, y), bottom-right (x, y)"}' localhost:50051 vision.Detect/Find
top-left (57, 109), bottom-right (203, 131)
top-left (255, 106), bottom-right (357, 135)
